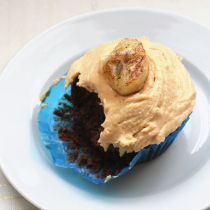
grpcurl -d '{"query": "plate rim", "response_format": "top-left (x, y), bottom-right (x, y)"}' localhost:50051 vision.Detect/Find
top-left (1, 6), bottom-right (210, 81)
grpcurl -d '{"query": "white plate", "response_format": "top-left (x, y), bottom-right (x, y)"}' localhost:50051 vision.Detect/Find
top-left (0, 8), bottom-right (210, 210)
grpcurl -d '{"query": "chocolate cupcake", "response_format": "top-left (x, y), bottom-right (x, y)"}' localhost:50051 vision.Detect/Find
top-left (38, 37), bottom-right (196, 183)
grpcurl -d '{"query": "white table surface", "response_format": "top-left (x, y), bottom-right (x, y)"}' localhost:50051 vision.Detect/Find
top-left (0, 0), bottom-right (210, 209)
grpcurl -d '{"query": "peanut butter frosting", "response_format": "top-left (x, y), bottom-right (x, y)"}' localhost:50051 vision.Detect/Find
top-left (65, 37), bottom-right (196, 155)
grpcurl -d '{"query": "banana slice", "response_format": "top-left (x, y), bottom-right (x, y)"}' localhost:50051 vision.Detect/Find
top-left (103, 38), bottom-right (149, 95)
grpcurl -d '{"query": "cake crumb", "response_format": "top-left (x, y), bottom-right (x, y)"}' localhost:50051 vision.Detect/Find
top-left (38, 103), bottom-right (49, 112)
top-left (104, 175), bottom-right (111, 183)
top-left (40, 87), bottom-right (50, 101)
top-left (53, 75), bottom-right (66, 86)
top-left (178, 56), bottom-right (183, 61)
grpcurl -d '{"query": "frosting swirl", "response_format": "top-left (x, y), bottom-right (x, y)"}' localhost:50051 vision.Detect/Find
top-left (65, 37), bottom-right (196, 155)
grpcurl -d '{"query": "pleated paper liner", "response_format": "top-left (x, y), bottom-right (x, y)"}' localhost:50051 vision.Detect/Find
top-left (38, 73), bottom-right (190, 183)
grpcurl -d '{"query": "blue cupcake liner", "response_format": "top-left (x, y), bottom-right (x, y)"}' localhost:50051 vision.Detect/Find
top-left (38, 72), bottom-right (190, 184)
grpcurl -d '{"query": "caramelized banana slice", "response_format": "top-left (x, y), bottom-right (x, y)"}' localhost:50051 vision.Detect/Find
top-left (103, 38), bottom-right (149, 95)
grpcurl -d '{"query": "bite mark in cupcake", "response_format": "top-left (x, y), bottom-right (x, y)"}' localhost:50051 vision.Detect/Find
top-left (53, 77), bottom-right (137, 179)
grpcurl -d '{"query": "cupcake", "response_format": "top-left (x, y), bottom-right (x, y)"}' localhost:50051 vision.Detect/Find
top-left (38, 37), bottom-right (196, 183)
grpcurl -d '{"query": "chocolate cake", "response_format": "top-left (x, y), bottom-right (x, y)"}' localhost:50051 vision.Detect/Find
top-left (53, 77), bottom-right (137, 179)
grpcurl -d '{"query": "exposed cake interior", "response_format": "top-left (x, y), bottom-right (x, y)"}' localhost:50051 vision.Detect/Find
top-left (53, 77), bottom-right (137, 179)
